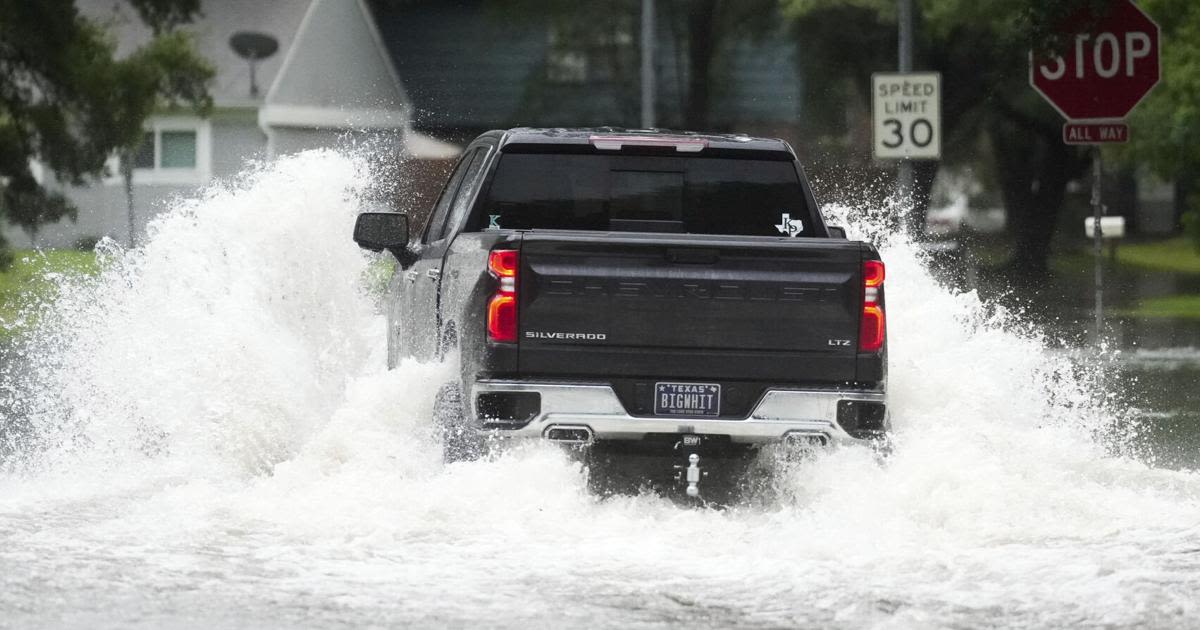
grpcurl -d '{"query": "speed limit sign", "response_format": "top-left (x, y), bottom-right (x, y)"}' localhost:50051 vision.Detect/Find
top-left (872, 72), bottom-right (941, 160)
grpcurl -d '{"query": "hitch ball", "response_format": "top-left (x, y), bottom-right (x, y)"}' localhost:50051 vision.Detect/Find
top-left (685, 454), bottom-right (701, 498)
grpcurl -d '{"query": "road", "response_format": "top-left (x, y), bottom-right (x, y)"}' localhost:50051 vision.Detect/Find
top-left (2, 152), bottom-right (1198, 629)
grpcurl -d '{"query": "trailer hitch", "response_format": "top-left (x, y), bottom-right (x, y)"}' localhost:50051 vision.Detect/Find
top-left (673, 452), bottom-right (708, 498)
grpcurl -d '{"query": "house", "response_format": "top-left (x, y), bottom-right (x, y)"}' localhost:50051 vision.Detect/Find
top-left (12, 0), bottom-right (815, 249)
top-left (8, 0), bottom-right (459, 249)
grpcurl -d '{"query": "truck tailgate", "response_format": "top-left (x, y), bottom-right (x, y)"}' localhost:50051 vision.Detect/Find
top-left (516, 232), bottom-right (864, 383)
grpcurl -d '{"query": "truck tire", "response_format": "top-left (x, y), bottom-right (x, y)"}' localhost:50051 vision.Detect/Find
top-left (434, 383), bottom-right (486, 463)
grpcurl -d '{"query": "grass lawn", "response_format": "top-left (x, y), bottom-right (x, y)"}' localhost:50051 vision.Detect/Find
top-left (1112, 238), bottom-right (1200, 319)
top-left (0, 250), bottom-right (99, 340)
top-left (1117, 237), bottom-right (1200, 275)
top-left (1120, 294), bottom-right (1200, 320)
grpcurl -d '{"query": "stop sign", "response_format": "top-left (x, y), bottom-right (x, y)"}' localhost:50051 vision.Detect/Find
top-left (1029, 0), bottom-right (1160, 120)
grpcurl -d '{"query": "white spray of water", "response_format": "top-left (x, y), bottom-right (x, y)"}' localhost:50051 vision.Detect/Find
top-left (1, 151), bottom-right (1199, 629)
top-left (4, 152), bottom-right (406, 478)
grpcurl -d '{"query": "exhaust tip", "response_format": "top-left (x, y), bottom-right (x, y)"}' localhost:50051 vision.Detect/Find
top-left (784, 431), bottom-right (830, 448)
top-left (544, 425), bottom-right (594, 444)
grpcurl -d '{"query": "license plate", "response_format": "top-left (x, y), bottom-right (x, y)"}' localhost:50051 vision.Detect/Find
top-left (654, 382), bottom-right (721, 417)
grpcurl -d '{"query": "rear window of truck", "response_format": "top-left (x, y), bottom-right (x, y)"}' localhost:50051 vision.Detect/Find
top-left (468, 153), bottom-right (817, 237)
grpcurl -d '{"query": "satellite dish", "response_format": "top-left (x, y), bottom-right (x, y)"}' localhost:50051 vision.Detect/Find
top-left (230, 32), bottom-right (279, 60)
top-left (229, 31), bottom-right (279, 97)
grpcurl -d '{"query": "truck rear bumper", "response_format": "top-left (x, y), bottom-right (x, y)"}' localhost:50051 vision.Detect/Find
top-left (471, 380), bottom-right (886, 446)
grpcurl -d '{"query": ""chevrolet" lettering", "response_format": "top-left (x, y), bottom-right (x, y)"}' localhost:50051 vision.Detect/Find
top-left (544, 277), bottom-right (838, 303)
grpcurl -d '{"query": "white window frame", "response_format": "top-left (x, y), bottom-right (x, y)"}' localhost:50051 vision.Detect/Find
top-left (117, 116), bottom-right (212, 186)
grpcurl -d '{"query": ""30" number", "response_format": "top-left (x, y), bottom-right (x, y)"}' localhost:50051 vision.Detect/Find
top-left (881, 118), bottom-right (935, 149)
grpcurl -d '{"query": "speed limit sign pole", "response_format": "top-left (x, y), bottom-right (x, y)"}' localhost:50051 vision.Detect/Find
top-left (897, 0), bottom-right (915, 232)
top-left (872, 71), bottom-right (942, 235)
top-left (1029, 0), bottom-right (1161, 347)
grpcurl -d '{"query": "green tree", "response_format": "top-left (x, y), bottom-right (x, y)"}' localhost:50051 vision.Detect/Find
top-left (1120, 0), bottom-right (1200, 252)
top-left (0, 0), bottom-right (213, 265)
top-left (785, 0), bottom-right (1108, 277)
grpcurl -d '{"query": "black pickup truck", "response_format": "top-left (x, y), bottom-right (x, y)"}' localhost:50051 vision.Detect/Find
top-left (354, 128), bottom-right (887, 499)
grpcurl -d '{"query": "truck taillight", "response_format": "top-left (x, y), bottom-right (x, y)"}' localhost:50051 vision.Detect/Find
top-left (487, 249), bottom-right (519, 343)
top-left (860, 260), bottom-right (885, 352)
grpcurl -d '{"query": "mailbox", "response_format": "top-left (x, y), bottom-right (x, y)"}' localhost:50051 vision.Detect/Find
top-left (1084, 216), bottom-right (1126, 239)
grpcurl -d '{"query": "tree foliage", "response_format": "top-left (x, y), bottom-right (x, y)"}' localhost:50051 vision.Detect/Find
top-left (126, 0), bottom-right (201, 33)
top-left (0, 0), bottom-right (212, 265)
top-left (1121, 0), bottom-right (1200, 251)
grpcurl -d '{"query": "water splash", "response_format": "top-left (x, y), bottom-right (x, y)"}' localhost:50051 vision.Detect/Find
top-left (1, 151), bottom-right (1198, 628)
top-left (3, 151), bottom-right (387, 476)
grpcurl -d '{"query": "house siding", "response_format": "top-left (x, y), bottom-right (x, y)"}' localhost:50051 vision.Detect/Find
top-left (211, 113), bottom-right (268, 179)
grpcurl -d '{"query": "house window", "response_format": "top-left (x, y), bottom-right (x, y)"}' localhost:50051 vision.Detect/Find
top-left (124, 117), bottom-right (211, 185)
top-left (160, 131), bottom-right (197, 168)
top-left (135, 129), bottom-right (198, 170)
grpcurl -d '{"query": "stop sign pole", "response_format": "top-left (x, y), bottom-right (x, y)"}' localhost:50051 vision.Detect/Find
top-left (1029, 0), bottom-right (1161, 347)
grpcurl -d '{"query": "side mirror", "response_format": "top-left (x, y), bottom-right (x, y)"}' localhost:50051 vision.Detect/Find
top-left (354, 212), bottom-right (408, 255)
top-left (827, 226), bottom-right (848, 239)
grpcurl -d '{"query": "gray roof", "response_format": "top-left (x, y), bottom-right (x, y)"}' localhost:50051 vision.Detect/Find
top-left (81, 0), bottom-right (311, 107)
top-left (265, 0), bottom-right (408, 114)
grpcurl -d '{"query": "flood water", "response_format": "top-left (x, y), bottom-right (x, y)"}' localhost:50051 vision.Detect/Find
top-left (2, 152), bottom-right (1199, 629)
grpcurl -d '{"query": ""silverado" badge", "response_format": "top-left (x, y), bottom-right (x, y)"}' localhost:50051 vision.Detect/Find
top-left (524, 331), bottom-right (607, 341)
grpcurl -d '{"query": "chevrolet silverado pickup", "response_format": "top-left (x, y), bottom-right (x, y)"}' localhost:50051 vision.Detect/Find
top-left (353, 128), bottom-right (888, 500)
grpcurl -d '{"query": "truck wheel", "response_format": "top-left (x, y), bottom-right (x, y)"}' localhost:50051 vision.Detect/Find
top-left (434, 383), bottom-right (486, 463)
